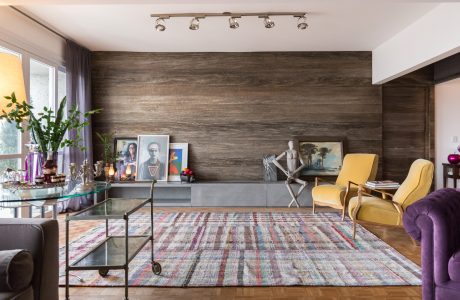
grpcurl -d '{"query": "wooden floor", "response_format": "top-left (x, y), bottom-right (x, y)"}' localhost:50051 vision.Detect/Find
top-left (58, 207), bottom-right (421, 300)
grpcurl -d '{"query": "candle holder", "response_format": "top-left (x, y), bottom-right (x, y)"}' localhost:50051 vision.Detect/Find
top-left (70, 159), bottom-right (104, 192)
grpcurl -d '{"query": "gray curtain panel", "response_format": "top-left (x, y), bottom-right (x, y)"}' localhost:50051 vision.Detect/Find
top-left (60, 40), bottom-right (93, 212)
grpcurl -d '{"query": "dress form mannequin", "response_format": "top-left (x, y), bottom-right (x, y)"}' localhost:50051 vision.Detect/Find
top-left (272, 141), bottom-right (308, 207)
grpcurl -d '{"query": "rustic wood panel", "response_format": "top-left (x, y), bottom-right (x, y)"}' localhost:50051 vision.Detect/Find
top-left (382, 67), bottom-right (434, 183)
top-left (91, 52), bottom-right (383, 181)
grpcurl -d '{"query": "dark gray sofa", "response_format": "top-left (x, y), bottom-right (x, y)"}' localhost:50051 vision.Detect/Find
top-left (0, 219), bottom-right (58, 300)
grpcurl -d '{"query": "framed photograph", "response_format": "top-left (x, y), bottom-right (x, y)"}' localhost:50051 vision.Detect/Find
top-left (168, 143), bottom-right (189, 182)
top-left (295, 137), bottom-right (345, 176)
top-left (136, 135), bottom-right (170, 181)
top-left (114, 137), bottom-right (137, 180)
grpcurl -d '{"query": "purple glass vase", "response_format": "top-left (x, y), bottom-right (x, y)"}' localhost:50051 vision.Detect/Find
top-left (24, 144), bottom-right (44, 183)
top-left (448, 154), bottom-right (460, 165)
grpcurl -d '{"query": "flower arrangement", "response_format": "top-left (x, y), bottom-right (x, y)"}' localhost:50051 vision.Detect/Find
top-left (180, 168), bottom-right (195, 183)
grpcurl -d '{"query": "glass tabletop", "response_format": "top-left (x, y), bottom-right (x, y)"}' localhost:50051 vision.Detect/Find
top-left (0, 181), bottom-right (111, 204)
top-left (69, 198), bottom-right (150, 220)
top-left (71, 236), bottom-right (150, 269)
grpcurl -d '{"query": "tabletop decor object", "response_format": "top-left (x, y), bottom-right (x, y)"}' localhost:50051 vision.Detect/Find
top-left (70, 159), bottom-right (104, 192)
top-left (180, 168), bottom-right (194, 183)
top-left (448, 153), bottom-right (460, 165)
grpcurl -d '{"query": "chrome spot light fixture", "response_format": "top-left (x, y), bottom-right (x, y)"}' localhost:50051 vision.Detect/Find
top-left (263, 16), bottom-right (275, 29)
top-left (154, 18), bottom-right (166, 31)
top-left (229, 17), bottom-right (239, 29)
top-left (189, 17), bottom-right (200, 30)
top-left (150, 12), bottom-right (308, 31)
top-left (297, 16), bottom-right (308, 30)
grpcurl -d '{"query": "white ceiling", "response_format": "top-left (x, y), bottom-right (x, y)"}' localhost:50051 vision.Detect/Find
top-left (13, 0), bottom-right (439, 52)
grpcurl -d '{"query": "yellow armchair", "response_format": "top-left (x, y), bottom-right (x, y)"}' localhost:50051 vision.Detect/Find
top-left (348, 158), bottom-right (434, 239)
top-left (312, 153), bottom-right (379, 220)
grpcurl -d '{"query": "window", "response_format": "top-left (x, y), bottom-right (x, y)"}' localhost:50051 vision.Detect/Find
top-left (0, 44), bottom-right (66, 218)
top-left (0, 47), bottom-right (22, 171)
top-left (30, 59), bottom-right (55, 116)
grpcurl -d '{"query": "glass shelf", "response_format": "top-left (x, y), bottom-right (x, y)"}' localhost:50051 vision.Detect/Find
top-left (68, 198), bottom-right (151, 220)
top-left (71, 235), bottom-right (151, 269)
top-left (0, 181), bottom-right (110, 203)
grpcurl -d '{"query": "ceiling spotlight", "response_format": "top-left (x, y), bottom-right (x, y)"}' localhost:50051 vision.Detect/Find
top-left (229, 17), bottom-right (239, 29)
top-left (263, 16), bottom-right (275, 29)
top-left (154, 18), bottom-right (166, 32)
top-left (189, 17), bottom-right (200, 30)
top-left (297, 16), bottom-right (308, 30)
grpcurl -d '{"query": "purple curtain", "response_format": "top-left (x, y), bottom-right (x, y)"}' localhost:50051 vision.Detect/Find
top-left (61, 40), bottom-right (93, 211)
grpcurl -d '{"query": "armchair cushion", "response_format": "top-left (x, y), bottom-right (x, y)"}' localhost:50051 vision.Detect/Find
top-left (312, 185), bottom-right (346, 207)
top-left (449, 249), bottom-right (460, 282)
top-left (348, 196), bottom-right (400, 225)
top-left (0, 250), bottom-right (33, 292)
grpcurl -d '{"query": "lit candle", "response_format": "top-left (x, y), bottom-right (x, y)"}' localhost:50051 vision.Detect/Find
top-left (109, 164), bottom-right (115, 176)
top-left (126, 164), bottom-right (132, 176)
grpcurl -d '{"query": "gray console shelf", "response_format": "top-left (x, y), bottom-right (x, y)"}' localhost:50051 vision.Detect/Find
top-left (109, 181), bottom-right (313, 207)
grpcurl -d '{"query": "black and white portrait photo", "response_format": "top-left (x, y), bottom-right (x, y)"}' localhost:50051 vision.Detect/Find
top-left (136, 135), bottom-right (170, 181)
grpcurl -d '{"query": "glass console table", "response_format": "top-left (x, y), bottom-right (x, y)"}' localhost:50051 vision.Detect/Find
top-left (65, 180), bottom-right (160, 300)
top-left (0, 181), bottom-right (111, 218)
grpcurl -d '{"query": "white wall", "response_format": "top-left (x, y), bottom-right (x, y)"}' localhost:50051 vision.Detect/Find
top-left (435, 78), bottom-right (460, 189)
top-left (0, 6), bottom-right (65, 65)
top-left (373, 3), bottom-right (460, 84)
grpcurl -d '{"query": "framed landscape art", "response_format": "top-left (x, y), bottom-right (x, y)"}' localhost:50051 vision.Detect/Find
top-left (296, 137), bottom-right (345, 176)
top-left (168, 143), bottom-right (189, 182)
top-left (136, 135), bottom-right (170, 181)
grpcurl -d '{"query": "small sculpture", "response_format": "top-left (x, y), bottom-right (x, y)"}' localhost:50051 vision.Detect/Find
top-left (263, 154), bottom-right (277, 182)
top-left (272, 141), bottom-right (308, 207)
top-left (70, 160), bottom-right (104, 192)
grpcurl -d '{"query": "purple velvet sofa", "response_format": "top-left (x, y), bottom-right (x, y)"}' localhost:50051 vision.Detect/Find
top-left (403, 188), bottom-right (460, 300)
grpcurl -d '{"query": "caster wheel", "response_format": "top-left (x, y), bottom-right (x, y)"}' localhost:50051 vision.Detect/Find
top-left (98, 268), bottom-right (109, 277)
top-left (152, 261), bottom-right (162, 275)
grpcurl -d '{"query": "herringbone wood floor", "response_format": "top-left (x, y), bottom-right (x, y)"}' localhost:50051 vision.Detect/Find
top-left (58, 207), bottom-right (421, 300)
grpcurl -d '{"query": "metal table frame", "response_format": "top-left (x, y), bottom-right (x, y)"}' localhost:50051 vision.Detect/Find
top-left (65, 180), bottom-right (159, 300)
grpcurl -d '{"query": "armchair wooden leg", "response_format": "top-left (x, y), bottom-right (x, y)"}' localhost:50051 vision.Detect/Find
top-left (341, 206), bottom-right (346, 221)
top-left (312, 201), bottom-right (316, 214)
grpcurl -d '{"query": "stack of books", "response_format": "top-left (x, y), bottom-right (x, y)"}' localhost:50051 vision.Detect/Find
top-left (365, 180), bottom-right (400, 189)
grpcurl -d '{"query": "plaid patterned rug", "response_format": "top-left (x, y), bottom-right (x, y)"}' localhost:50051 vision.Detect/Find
top-left (60, 212), bottom-right (421, 287)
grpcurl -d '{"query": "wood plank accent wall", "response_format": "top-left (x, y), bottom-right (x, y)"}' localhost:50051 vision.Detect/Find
top-left (382, 67), bottom-right (434, 183)
top-left (91, 52), bottom-right (382, 181)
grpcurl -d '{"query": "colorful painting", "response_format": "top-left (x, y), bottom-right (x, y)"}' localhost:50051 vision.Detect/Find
top-left (168, 143), bottom-right (188, 182)
top-left (297, 140), bottom-right (344, 176)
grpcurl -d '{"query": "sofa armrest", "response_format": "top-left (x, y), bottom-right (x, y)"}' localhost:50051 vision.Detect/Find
top-left (403, 188), bottom-right (460, 298)
top-left (0, 219), bottom-right (58, 300)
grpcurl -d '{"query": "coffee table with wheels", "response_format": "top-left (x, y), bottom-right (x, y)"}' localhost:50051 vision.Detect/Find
top-left (65, 180), bottom-right (160, 300)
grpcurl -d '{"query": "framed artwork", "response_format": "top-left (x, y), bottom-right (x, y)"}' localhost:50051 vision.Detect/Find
top-left (136, 135), bottom-right (170, 181)
top-left (295, 137), bottom-right (345, 176)
top-left (168, 143), bottom-right (189, 182)
top-left (114, 137), bottom-right (137, 180)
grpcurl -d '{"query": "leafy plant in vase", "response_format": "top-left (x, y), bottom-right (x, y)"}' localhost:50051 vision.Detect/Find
top-left (95, 132), bottom-right (117, 181)
top-left (0, 92), bottom-right (100, 181)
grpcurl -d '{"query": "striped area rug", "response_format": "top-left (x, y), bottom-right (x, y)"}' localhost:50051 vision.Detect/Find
top-left (60, 212), bottom-right (421, 287)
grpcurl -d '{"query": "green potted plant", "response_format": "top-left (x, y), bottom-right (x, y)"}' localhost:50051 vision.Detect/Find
top-left (0, 92), bottom-right (100, 160)
top-left (95, 132), bottom-right (117, 181)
